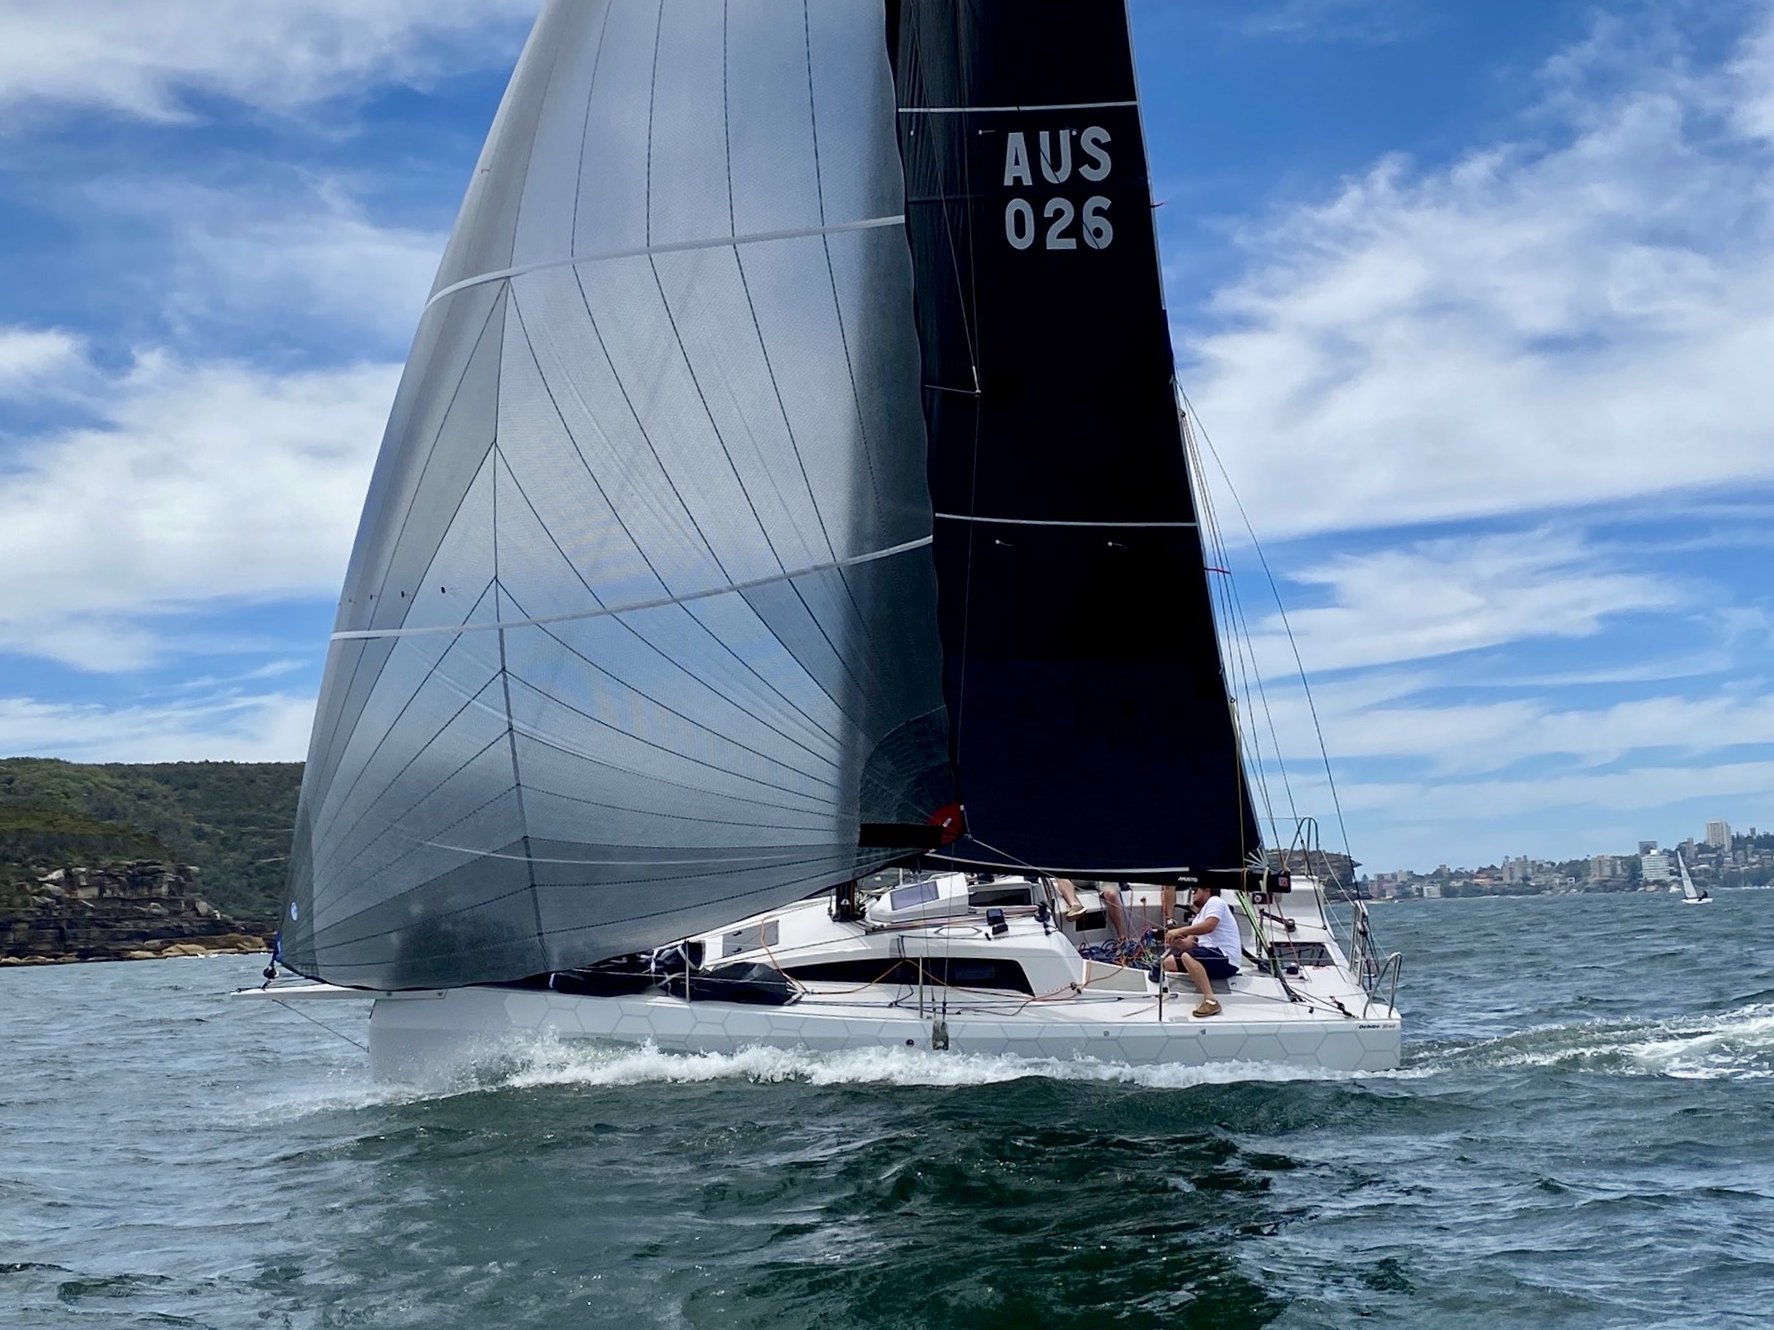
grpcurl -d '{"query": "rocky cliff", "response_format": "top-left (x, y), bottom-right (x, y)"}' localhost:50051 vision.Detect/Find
top-left (1, 861), bottom-right (271, 965)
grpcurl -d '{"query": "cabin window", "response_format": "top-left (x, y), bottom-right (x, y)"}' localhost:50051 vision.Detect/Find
top-left (888, 880), bottom-right (941, 912)
top-left (1270, 940), bottom-right (1333, 968)
top-left (967, 883), bottom-right (1036, 908)
top-left (785, 957), bottom-right (1033, 994)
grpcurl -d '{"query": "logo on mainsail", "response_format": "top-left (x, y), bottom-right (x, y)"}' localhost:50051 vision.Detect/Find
top-left (1002, 126), bottom-right (1115, 251)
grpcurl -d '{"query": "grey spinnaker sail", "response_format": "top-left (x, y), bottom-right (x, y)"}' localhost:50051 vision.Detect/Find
top-left (888, 0), bottom-right (1262, 881)
top-left (282, 0), bottom-right (953, 989)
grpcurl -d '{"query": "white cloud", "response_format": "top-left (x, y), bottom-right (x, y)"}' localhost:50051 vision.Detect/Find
top-left (1184, 7), bottom-right (1774, 537)
top-left (0, 326), bottom-right (87, 397)
top-left (1327, 687), bottom-right (1774, 775)
top-left (0, 341), bottom-right (395, 670)
top-left (0, 691), bottom-right (316, 763)
top-left (0, 0), bottom-right (536, 121)
top-left (1342, 758), bottom-right (1774, 828)
top-left (1238, 528), bottom-right (1685, 674)
top-left (113, 178), bottom-right (448, 349)
top-left (1233, 0), bottom-right (1428, 46)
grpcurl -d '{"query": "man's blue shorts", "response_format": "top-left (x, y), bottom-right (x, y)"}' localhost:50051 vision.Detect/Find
top-left (1189, 946), bottom-right (1239, 980)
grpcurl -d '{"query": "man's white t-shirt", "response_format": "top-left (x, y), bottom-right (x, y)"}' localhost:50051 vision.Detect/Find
top-left (1196, 896), bottom-right (1242, 963)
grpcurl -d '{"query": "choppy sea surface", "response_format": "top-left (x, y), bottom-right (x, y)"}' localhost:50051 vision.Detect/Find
top-left (6, 892), bottom-right (1772, 1329)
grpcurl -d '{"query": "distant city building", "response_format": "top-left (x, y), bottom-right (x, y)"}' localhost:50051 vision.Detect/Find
top-left (1642, 851), bottom-right (1672, 883)
top-left (1638, 840), bottom-right (1658, 856)
top-left (1706, 820), bottom-right (1732, 848)
top-left (1591, 854), bottom-right (1616, 880)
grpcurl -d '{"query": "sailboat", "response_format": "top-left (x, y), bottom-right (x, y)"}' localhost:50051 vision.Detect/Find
top-left (1677, 854), bottom-right (1711, 904)
top-left (241, 0), bottom-right (1401, 1079)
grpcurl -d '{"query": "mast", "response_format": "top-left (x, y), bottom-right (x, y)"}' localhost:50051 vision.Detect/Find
top-left (887, 1), bottom-right (1261, 882)
top-left (281, 0), bottom-right (953, 989)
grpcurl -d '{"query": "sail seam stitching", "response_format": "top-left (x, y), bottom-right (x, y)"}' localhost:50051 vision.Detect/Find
top-left (424, 216), bottom-right (906, 310)
top-left (330, 536), bottom-right (935, 641)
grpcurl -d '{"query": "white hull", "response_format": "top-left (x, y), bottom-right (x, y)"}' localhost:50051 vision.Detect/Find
top-left (248, 875), bottom-right (1401, 1081)
top-left (364, 983), bottom-right (1399, 1080)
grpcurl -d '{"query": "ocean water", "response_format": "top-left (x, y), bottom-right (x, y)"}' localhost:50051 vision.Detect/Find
top-left (5, 892), bottom-right (1771, 1329)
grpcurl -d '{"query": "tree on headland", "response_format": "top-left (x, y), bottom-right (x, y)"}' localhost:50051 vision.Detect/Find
top-left (0, 759), bottom-right (302, 921)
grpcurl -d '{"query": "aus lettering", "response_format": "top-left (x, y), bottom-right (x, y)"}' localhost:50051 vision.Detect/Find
top-left (1002, 125), bottom-right (1113, 251)
top-left (1003, 126), bottom-right (1112, 187)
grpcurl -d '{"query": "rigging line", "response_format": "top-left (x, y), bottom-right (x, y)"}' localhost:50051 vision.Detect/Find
top-left (903, 16), bottom-right (980, 380)
top-left (1180, 402), bottom-right (1278, 828)
top-left (1181, 410), bottom-right (1286, 835)
top-left (1195, 426), bottom-right (1284, 865)
top-left (1180, 388), bottom-right (1356, 865)
top-left (947, 3), bottom-right (987, 782)
top-left (330, 537), bottom-right (933, 640)
top-left (423, 217), bottom-right (907, 312)
top-left (271, 998), bottom-right (368, 1054)
top-left (948, 837), bottom-right (1230, 878)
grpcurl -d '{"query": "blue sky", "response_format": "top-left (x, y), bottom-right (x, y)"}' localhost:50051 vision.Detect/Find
top-left (1, 0), bottom-right (1770, 875)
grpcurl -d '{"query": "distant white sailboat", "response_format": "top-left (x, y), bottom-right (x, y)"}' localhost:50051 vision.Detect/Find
top-left (1677, 854), bottom-right (1711, 905)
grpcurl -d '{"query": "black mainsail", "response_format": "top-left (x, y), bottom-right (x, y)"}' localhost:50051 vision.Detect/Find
top-left (889, 1), bottom-right (1261, 881)
top-left (283, 0), bottom-right (1260, 990)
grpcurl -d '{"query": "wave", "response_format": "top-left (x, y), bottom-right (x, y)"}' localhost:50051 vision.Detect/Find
top-left (1419, 1003), bottom-right (1774, 1080)
top-left (239, 1037), bottom-right (1384, 1120)
top-left (240, 1001), bottom-right (1774, 1122)
top-left (498, 1039), bottom-right (1367, 1091)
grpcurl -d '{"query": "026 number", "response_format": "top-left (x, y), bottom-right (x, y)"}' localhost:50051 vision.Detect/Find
top-left (1006, 196), bottom-right (1112, 251)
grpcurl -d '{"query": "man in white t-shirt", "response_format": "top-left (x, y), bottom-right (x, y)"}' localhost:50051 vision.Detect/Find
top-left (1161, 882), bottom-right (1242, 1017)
